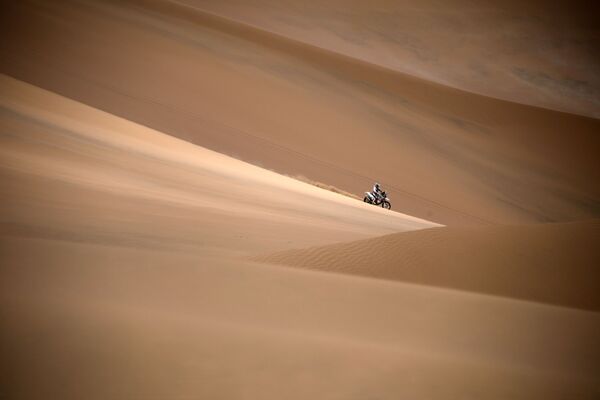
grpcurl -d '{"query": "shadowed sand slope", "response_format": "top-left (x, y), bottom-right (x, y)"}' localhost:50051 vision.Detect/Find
top-left (1, 76), bottom-right (600, 399)
top-left (3, 237), bottom-right (600, 399)
top-left (253, 220), bottom-right (600, 310)
top-left (192, 0), bottom-right (600, 118)
top-left (1, 0), bottom-right (599, 225)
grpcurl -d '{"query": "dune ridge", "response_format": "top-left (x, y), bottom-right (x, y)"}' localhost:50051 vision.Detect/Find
top-left (1, 1), bottom-right (600, 398)
top-left (0, 73), bottom-right (435, 255)
top-left (1, 0), bottom-right (599, 225)
top-left (1, 73), bottom-right (599, 399)
top-left (253, 220), bottom-right (600, 310)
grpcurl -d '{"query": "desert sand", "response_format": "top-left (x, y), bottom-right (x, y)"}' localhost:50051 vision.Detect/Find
top-left (191, 0), bottom-right (600, 118)
top-left (253, 220), bottom-right (600, 310)
top-left (1, 71), bottom-right (598, 399)
top-left (1, 0), bottom-right (599, 225)
top-left (1, 0), bottom-right (600, 399)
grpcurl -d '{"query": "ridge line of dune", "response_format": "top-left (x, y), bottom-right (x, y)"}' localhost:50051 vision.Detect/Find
top-left (1, 44), bottom-right (491, 225)
top-left (251, 220), bottom-right (600, 311)
top-left (4, 1), bottom-right (598, 226)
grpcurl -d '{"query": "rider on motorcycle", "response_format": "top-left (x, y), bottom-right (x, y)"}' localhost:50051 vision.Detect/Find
top-left (372, 182), bottom-right (384, 203)
top-left (364, 182), bottom-right (391, 209)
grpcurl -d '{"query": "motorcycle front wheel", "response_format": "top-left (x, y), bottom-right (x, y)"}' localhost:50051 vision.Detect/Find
top-left (382, 201), bottom-right (391, 210)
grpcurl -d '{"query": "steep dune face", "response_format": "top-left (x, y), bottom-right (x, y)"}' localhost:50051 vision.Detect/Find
top-left (0, 74), bottom-right (434, 255)
top-left (191, 0), bottom-right (600, 118)
top-left (1, 0), bottom-right (599, 225)
top-left (1, 76), bottom-right (599, 399)
top-left (253, 220), bottom-right (600, 310)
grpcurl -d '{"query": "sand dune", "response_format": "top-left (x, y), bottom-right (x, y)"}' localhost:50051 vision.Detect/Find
top-left (192, 0), bottom-right (600, 118)
top-left (3, 237), bottom-right (600, 399)
top-left (1, 1), bottom-right (600, 398)
top-left (1, 76), bottom-right (599, 398)
top-left (1, 0), bottom-right (599, 225)
top-left (253, 220), bottom-right (600, 310)
top-left (0, 74), bottom-right (434, 254)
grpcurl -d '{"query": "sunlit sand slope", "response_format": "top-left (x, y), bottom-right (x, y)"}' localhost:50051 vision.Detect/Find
top-left (1, 0), bottom-right (599, 225)
top-left (0, 74), bottom-right (434, 255)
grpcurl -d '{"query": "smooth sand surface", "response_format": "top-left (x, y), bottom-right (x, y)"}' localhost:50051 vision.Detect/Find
top-left (1, 74), bottom-right (599, 399)
top-left (1, 0), bottom-right (599, 225)
top-left (1, 1), bottom-right (599, 398)
top-left (0, 74), bottom-right (434, 251)
top-left (191, 0), bottom-right (600, 118)
top-left (253, 220), bottom-right (600, 310)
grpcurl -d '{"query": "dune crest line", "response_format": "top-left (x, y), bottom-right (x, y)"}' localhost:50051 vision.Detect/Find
top-left (252, 220), bottom-right (600, 311)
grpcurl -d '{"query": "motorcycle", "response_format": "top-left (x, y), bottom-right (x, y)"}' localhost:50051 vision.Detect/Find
top-left (364, 190), bottom-right (391, 210)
